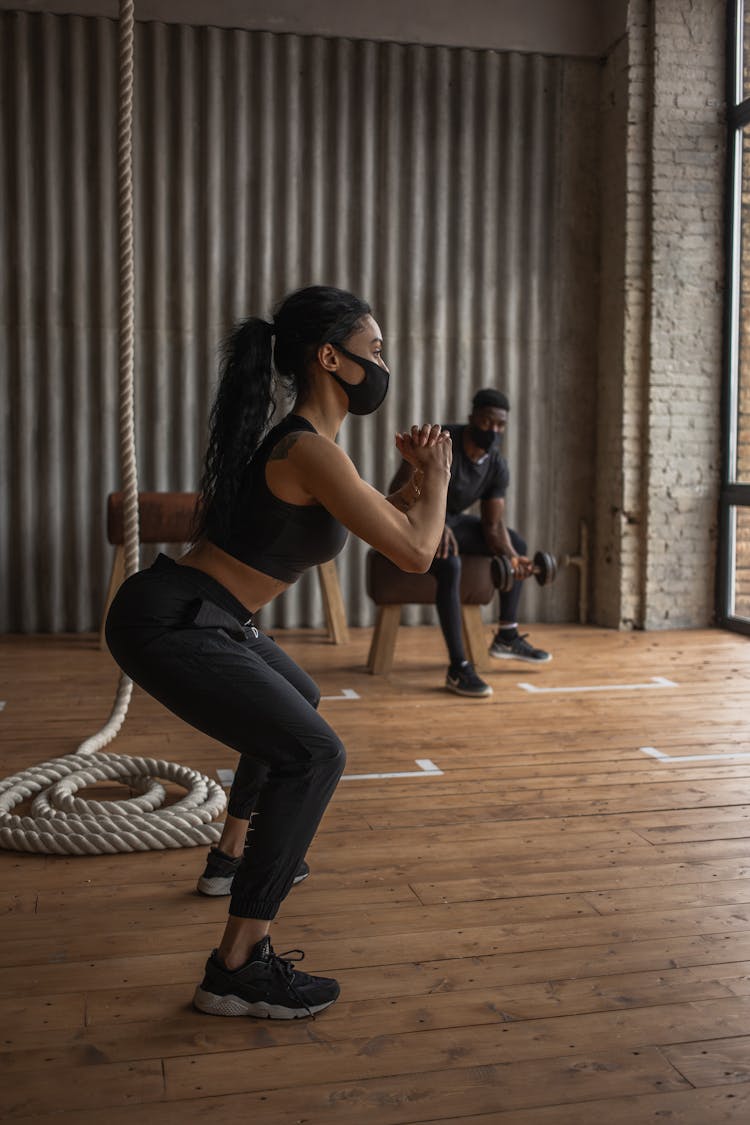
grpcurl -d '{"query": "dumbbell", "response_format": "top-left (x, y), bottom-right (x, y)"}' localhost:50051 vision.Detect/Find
top-left (490, 550), bottom-right (560, 593)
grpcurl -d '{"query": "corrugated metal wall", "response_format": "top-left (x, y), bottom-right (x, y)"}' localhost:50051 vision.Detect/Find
top-left (1, 10), bottom-right (600, 632)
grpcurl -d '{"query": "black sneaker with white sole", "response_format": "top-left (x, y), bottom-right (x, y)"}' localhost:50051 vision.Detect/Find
top-left (489, 631), bottom-right (551, 663)
top-left (197, 848), bottom-right (310, 897)
top-left (445, 661), bottom-right (493, 698)
top-left (193, 935), bottom-right (340, 1019)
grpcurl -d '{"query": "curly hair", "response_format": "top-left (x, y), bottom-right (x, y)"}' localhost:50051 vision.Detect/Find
top-left (193, 285), bottom-right (371, 542)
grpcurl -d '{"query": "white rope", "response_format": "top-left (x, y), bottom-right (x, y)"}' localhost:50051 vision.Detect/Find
top-left (0, 0), bottom-right (226, 855)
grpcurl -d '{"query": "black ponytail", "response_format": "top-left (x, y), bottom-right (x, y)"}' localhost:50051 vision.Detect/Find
top-left (193, 285), bottom-right (371, 543)
top-left (193, 317), bottom-right (275, 542)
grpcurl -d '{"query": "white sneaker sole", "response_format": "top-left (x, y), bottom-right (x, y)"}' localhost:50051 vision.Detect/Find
top-left (196, 874), bottom-right (235, 896)
top-left (193, 986), bottom-right (337, 1019)
top-left (489, 648), bottom-right (552, 664)
top-left (197, 867), bottom-right (310, 897)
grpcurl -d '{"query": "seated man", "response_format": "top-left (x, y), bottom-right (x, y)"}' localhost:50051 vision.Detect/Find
top-left (389, 387), bottom-right (551, 698)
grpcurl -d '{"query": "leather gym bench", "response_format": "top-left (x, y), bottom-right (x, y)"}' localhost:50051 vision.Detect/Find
top-left (365, 549), bottom-right (495, 675)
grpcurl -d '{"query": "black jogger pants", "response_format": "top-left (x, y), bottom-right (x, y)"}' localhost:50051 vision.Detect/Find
top-left (105, 554), bottom-right (346, 920)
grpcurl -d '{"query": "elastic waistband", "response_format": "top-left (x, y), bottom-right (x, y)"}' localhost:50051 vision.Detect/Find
top-left (151, 554), bottom-right (254, 624)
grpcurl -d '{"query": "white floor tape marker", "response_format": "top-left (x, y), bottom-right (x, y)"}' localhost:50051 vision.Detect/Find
top-left (216, 758), bottom-right (443, 787)
top-left (320, 689), bottom-right (360, 701)
top-left (341, 758), bottom-right (443, 781)
top-left (518, 676), bottom-right (678, 695)
top-left (0, 702), bottom-right (5, 712)
top-left (640, 746), bottom-right (750, 764)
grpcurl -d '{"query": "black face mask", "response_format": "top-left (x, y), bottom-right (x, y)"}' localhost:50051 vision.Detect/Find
top-left (330, 344), bottom-right (390, 416)
top-left (469, 425), bottom-right (499, 452)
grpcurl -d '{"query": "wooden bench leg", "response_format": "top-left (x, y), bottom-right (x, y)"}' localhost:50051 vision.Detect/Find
top-left (367, 605), bottom-right (401, 674)
top-left (461, 605), bottom-right (490, 672)
top-left (100, 544), bottom-right (126, 650)
top-left (317, 560), bottom-right (350, 644)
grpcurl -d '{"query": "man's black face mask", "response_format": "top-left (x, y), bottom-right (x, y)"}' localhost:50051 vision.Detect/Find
top-left (469, 426), bottom-right (500, 452)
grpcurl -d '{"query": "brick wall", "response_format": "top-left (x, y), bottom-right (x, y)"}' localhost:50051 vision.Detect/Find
top-left (644, 0), bottom-right (724, 628)
top-left (594, 0), bottom-right (725, 629)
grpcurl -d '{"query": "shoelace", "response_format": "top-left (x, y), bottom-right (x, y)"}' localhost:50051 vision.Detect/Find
top-left (270, 948), bottom-right (316, 1019)
top-left (512, 633), bottom-right (536, 651)
top-left (497, 632), bottom-right (528, 650)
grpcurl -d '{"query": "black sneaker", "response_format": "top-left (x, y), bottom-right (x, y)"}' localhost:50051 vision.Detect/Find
top-left (197, 848), bottom-right (241, 896)
top-left (197, 849), bottom-right (310, 897)
top-left (489, 631), bottom-right (552, 663)
top-left (445, 661), bottom-right (493, 698)
top-left (193, 935), bottom-right (340, 1019)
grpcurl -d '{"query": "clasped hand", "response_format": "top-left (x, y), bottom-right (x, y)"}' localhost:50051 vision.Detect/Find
top-left (395, 424), bottom-right (452, 473)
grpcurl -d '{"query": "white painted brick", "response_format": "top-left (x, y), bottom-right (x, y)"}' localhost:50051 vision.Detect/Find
top-left (595, 0), bottom-right (723, 631)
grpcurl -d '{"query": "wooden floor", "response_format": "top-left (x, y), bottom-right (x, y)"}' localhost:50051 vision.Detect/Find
top-left (2, 624), bottom-right (750, 1124)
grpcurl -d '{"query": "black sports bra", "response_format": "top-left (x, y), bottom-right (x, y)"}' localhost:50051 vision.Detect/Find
top-left (206, 414), bottom-right (348, 583)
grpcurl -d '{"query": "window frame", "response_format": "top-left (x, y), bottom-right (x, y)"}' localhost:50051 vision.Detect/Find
top-left (718, 0), bottom-right (750, 634)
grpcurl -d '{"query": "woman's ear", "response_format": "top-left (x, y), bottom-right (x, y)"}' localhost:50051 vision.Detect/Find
top-left (317, 342), bottom-right (339, 372)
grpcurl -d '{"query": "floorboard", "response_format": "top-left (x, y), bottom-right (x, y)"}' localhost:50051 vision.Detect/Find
top-left (2, 624), bottom-right (750, 1123)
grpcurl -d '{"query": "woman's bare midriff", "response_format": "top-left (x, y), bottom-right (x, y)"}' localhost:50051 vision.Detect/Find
top-left (176, 540), bottom-right (291, 613)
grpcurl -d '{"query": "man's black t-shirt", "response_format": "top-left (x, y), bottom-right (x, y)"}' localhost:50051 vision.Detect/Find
top-left (444, 424), bottom-right (509, 517)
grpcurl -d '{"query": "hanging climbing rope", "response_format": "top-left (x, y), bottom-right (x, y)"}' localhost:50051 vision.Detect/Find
top-left (0, 0), bottom-right (226, 854)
